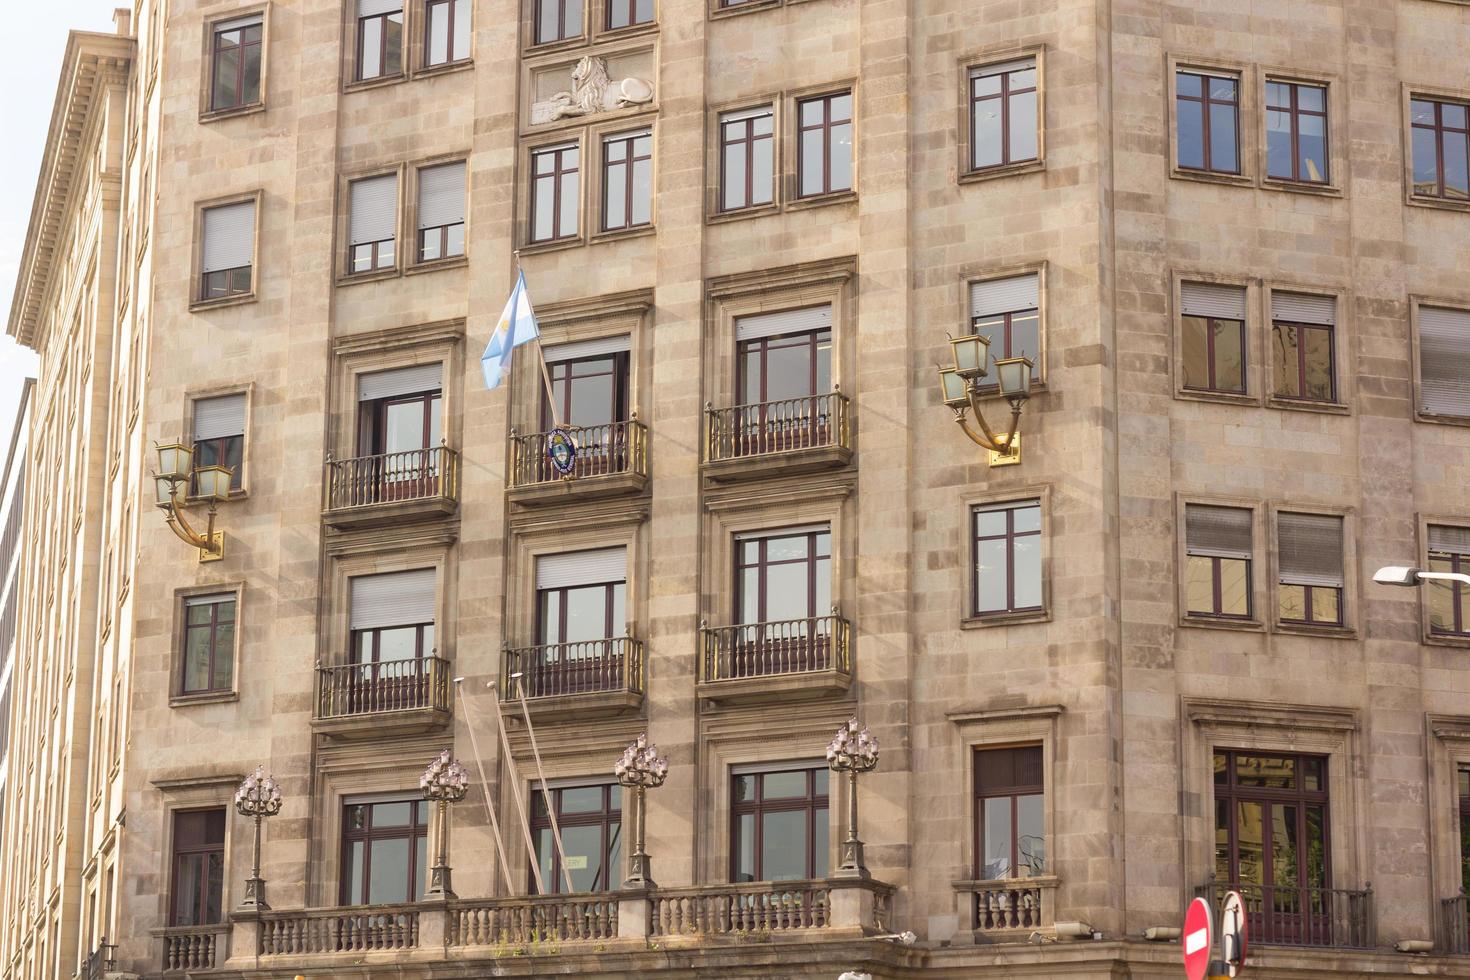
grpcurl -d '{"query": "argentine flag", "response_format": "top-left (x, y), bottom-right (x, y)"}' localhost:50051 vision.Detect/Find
top-left (481, 270), bottom-right (540, 389)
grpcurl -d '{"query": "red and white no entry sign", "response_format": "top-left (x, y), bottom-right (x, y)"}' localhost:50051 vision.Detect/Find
top-left (1183, 896), bottom-right (1214, 980)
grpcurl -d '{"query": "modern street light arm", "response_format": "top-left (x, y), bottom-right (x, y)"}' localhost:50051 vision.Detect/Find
top-left (1373, 565), bottom-right (1470, 588)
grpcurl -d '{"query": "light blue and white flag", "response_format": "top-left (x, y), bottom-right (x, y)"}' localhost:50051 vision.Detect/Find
top-left (481, 269), bottom-right (540, 389)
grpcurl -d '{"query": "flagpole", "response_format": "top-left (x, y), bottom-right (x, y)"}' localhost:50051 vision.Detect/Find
top-left (512, 251), bottom-right (564, 430)
top-left (512, 674), bottom-right (576, 892)
top-left (454, 680), bottom-right (519, 896)
top-left (487, 681), bottom-right (547, 895)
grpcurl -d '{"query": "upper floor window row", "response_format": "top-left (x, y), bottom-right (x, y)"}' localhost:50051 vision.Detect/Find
top-left (534, 0), bottom-right (654, 45)
top-left (355, 0), bottom-right (471, 81)
top-left (343, 160), bottom-right (468, 276)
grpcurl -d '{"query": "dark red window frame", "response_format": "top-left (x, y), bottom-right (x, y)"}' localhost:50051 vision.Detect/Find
top-left (969, 61), bottom-right (1038, 171)
top-left (601, 130), bottom-right (653, 232)
top-left (796, 92), bottom-right (853, 198)
top-left (1175, 70), bottom-right (1240, 175)
top-left (1429, 548), bottom-right (1470, 635)
top-left (340, 799), bottom-right (429, 905)
top-left (1182, 314), bottom-right (1247, 394)
top-left (209, 18), bottom-right (263, 112)
top-left (730, 767), bottom-right (829, 882)
top-left (1272, 320), bottom-right (1336, 403)
top-left (1410, 97), bottom-right (1470, 201)
top-left (359, 390), bottom-right (441, 456)
top-left (719, 108), bottom-right (775, 212)
top-left (1458, 765), bottom-right (1470, 896)
top-left (971, 500), bottom-right (1042, 617)
top-left (973, 746), bottom-right (1045, 880)
top-left (170, 808), bottom-right (226, 926)
top-left (605, 0), bottom-right (653, 30)
top-left (530, 144), bottom-right (579, 243)
top-left (1266, 81), bottom-right (1329, 184)
top-left (192, 434), bottom-right (244, 492)
top-left (424, 0), bottom-right (468, 67)
top-left (541, 353), bottom-right (629, 431)
top-left (737, 329), bottom-right (830, 405)
top-left (534, 0), bottom-right (581, 44)
top-left (199, 267), bottom-right (252, 302)
top-left (530, 783), bottom-right (623, 894)
top-left (535, 581), bottom-right (625, 646)
top-left (181, 594), bottom-right (236, 695)
top-left (356, 5), bottom-right (404, 81)
top-left (351, 622), bottom-right (434, 665)
top-left (734, 527), bottom-right (831, 625)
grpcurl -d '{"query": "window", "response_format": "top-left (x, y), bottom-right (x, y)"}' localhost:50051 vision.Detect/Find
top-left (191, 393), bottom-right (245, 493)
top-left (1428, 525), bottom-right (1470, 636)
top-left (719, 106), bottom-right (774, 212)
top-left (340, 798), bottom-right (429, 904)
top-left (530, 143), bottom-right (579, 243)
top-left (348, 569), bottom-right (437, 712)
top-left (606, 0), bottom-right (653, 30)
top-left (535, 547), bottom-right (627, 646)
top-left (796, 92), bottom-right (853, 198)
top-left (1185, 504), bottom-right (1252, 619)
top-left (356, 0), bottom-right (404, 81)
top-left (532, 783), bottom-right (623, 893)
top-left (1176, 70), bottom-right (1239, 174)
top-left (737, 307), bottom-right (832, 408)
top-left (1459, 766), bottom-right (1470, 897)
top-left (1180, 283), bottom-right (1247, 394)
top-left (198, 200), bottom-right (255, 301)
top-left (601, 129), bottom-right (652, 232)
top-left (1266, 80), bottom-right (1329, 184)
top-left (969, 274), bottom-right (1041, 386)
top-left (170, 809), bottom-right (225, 926)
top-left (1418, 306), bottom-right (1470, 418)
top-left (1276, 512), bottom-right (1344, 627)
top-left (534, 0), bottom-right (582, 44)
top-left (1410, 98), bottom-right (1469, 201)
top-left (424, 0), bottom-right (470, 67)
top-left (181, 594), bottom-right (236, 695)
top-left (972, 500), bottom-right (1042, 617)
top-left (969, 58), bottom-right (1037, 172)
top-left (356, 364), bottom-right (443, 499)
top-left (209, 15), bottom-right (263, 112)
top-left (417, 162), bottom-right (466, 262)
top-left (542, 338), bottom-right (630, 430)
top-left (974, 746), bottom-right (1044, 879)
top-left (731, 766), bottom-right (829, 882)
top-left (736, 527), bottom-right (831, 625)
top-left (1271, 292), bottom-right (1336, 403)
top-left (348, 174), bottom-right (398, 274)
top-left (1213, 750), bottom-right (1329, 936)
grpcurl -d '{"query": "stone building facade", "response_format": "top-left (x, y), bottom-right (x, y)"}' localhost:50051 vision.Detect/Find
top-left (3, 1), bottom-right (1470, 978)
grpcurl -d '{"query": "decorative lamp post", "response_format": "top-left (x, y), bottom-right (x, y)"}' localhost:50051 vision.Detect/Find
top-left (614, 733), bottom-right (668, 888)
top-left (421, 748), bottom-right (470, 899)
top-left (152, 441), bottom-right (234, 561)
top-left (827, 718), bottom-right (879, 878)
top-left (935, 332), bottom-right (1034, 465)
top-left (233, 766), bottom-right (283, 911)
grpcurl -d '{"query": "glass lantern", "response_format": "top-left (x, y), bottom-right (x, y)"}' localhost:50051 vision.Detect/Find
top-left (937, 368), bottom-right (971, 408)
top-left (192, 465), bottom-right (234, 502)
top-left (949, 333), bottom-right (991, 379)
top-left (994, 356), bottom-right (1035, 400)
top-left (155, 443), bottom-right (194, 483)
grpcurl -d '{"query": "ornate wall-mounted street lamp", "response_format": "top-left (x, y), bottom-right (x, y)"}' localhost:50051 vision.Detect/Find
top-left (234, 766), bottom-right (282, 911)
top-left (152, 442), bottom-right (233, 561)
top-left (936, 332), bottom-right (1034, 465)
top-left (421, 748), bottom-right (470, 900)
top-left (827, 718), bottom-right (879, 878)
top-left (614, 733), bottom-right (668, 888)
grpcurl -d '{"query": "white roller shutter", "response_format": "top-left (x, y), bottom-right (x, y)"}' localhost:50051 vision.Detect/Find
top-left (358, 0), bottom-right (403, 15)
top-left (1419, 306), bottom-right (1470, 417)
top-left (357, 364), bottom-right (443, 402)
top-left (735, 305), bottom-right (832, 342)
top-left (350, 569), bottom-right (436, 630)
top-left (973, 58), bottom-right (1035, 79)
top-left (721, 106), bottom-right (773, 124)
top-left (1185, 505), bottom-right (1253, 560)
top-left (1271, 292), bottom-right (1336, 326)
top-left (1430, 524), bottom-right (1470, 556)
top-left (543, 335), bottom-right (631, 362)
top-left (418, 162), bottom-right (465, 231)
top-left (193, 393), bottom-right (247, 440)
top-left (1181, 282), bottom-right (1247, 320)
top-left (535, 547), bottom-right (627, 590)
top-left (201, 201), bottom-right (255, 273)
top-left (214, 13), bottom-right (263, 32)
top-left (1277, 513), bottom-right (1344, 588)
top-left (970, 274), bottom-right (1039, 318)
top-left (734, 524), bottom-right (831, 542)
top-left (350, 174), bottom-right (398, 246)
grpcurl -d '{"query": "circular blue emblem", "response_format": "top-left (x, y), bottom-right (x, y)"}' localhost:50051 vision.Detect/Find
top-left (547, 426), bottom-right (578, 477)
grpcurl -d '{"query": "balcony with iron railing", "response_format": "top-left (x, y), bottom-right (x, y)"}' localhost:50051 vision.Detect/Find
top-left (698, 612), bottom-right (852, 703)
top-left (507, 419), bottom-right (649, 505)
top-left (703, 391), bottom-right (852, 481)
top-left (311, 654), bottom-right (452, 739)
top-left (501, 637), bottom-right (644, 718)
top-left (1195, 881), bottom-right (1374, 950)
top-left (83, 941), bottom-right (116, 980)
top-left (323, 445), bottom-right (460, 529)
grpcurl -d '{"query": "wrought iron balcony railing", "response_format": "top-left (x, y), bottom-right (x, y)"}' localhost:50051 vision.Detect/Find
top-left (699, 615), bottom-right (851, 683)
top-left (504, 638), bottom-right (644, 701)
top-left (84, 941), bottom-right (117, 980)
top-left (324, 446), bottom-right (459, 511)
top-left (1195, 881), bottom-right (1374, 950)
top-left (509, 420), bottom-right (648, 488)
top-left (705, 392), bottom-right (850, 463)
top-left (315, 655), bottom-right (451, 721)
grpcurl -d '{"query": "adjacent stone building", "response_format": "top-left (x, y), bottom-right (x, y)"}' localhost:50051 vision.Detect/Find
top-left (4, 1), bottom-right (1470, 978)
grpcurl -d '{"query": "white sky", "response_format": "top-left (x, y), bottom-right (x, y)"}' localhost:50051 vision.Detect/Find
top-left (0, 4), bottom-right (124, 433)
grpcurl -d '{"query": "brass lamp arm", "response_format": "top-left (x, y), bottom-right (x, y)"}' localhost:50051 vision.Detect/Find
top-left (161, 489), bottom-right (220, 554)
top-left (953, 391), bottom-right (1023, 455)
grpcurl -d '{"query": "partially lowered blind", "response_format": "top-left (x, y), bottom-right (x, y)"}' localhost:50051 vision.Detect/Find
top-left (1419, 306), bottom-right (1470, 417)
top-left (357, 363), bottom-right (443, 402)
top-left (535, 547), bottom-right (627, 590)
top-left (973, 58), bottom-right (1035, 79)
top-left (1271, 292), bottom-right (1336, 326)
top-left (971, 274), bottom-right (1039, 318)
top-left (215, 13), bottom-right (263, 33)
top-left (735, 305), bottom-right (832, 342)
top-left (543, 335), bottom-right (631, 362)
top-left (201, 201), bottom-right (255, 273)
top-left (1185, 504), bottom-right (1253, 559)
top-left (1181, 282), bottom-right (1246, 320)
top-left (193, 393), bottom-right (247, 440)
top-left (358, 0), bottom-right (403, 15)
top-left (1429, 524), bottom-right (1470, 556)
top-left (418, 162), bottom-right (466, 231)
top-left (350, 569), bottom-right (436, 630)
top-left (1277, 513), bottom-right (1344, 587)
top-left (350, 174), bottom-right (398, 245)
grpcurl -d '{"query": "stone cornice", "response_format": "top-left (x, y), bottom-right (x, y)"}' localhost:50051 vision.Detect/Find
top-left (7, 30), bottom-right (134, 350)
